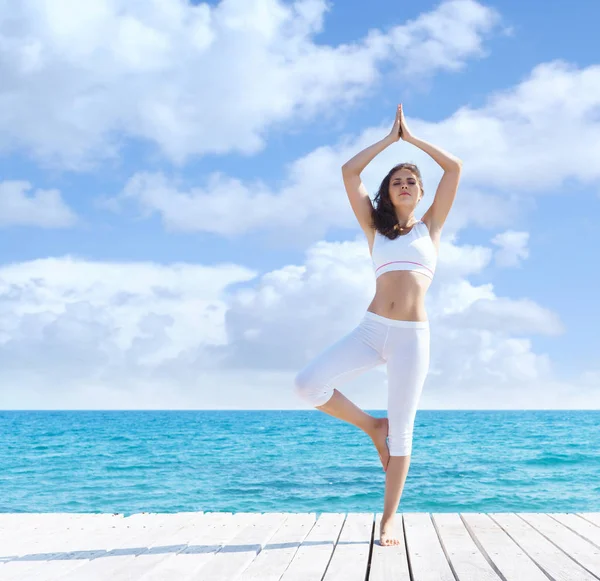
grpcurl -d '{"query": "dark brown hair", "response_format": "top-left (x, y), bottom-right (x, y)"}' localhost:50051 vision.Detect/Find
top-left (371, 163), bottom-right (424, 240)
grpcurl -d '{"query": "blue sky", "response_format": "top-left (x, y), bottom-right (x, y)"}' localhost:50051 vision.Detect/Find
top-left (0, 0), bottom-right (598, 409)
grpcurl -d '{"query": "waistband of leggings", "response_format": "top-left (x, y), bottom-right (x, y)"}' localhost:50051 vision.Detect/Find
top-left (363, 310), bottom-right (429, 329)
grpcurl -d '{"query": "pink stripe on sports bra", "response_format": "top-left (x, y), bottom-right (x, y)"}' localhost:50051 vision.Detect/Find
top-left (375, 260), bottom-right (434, 276)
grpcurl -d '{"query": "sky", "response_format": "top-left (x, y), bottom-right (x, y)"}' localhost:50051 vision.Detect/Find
top-left (1, 0), bottom-right (599, 410)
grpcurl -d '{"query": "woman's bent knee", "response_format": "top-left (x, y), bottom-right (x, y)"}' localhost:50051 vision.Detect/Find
top-left (293, 370), bottom-right (334, 407)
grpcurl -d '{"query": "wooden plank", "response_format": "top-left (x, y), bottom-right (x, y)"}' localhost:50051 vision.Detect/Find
top-left (432, 513), bottom-right (502, 581)
top-left (321, 513), bottom-right (372, 581)
top-left (0, 514), bottom-right (95, 559)
top-left (279, 513), bottom-right (345, 581)
top-left (187, 513), bottom-right (287, 581)
top-left (0, 513), bottom-right (95, 529)
top-left (101, 513), bottom-right (254, 581)
top-left (490, 513), bottom-right (598, 581)
top-left (126, 512), bottom-right (281, 581)
top-left (2, 513), bottom-right (199, 581)
top-left (3, 512), bottom-right (600, 580)
top-left (461, 513), bottom-right (550, 581)
top-left (0, 514), bottom-right (110, 537)
top-left (518, 513), bottom-right (600, 577)
top-left (369, 513), bottom-right (410, 581)
top-left (399, 512), bottom-right (453, 581)
top-left (0, 514), bottom-right (124, 581)
top-left (550, 513), bottom-right (600, 547)
top-left (3, 514), bottom-right (153, 581)
top-left (111, 512), bottom-right (255, 581)
top-left (51, 512), bottom-right (205, 581)
top-left (237, 514), bottom-right (316, 581)
top-left (0, 513), bottom-right (96, 523)
top-left (61, 513), bottom-right (237, 581)
top-left (580, 514), bottom-right (600, 528)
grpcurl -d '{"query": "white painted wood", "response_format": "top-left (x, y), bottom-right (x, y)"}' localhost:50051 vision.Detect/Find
top-left (461, 513), bottom-right (550, 581)
top-left (279, 513), bottom-right (345, 581)
top-left (97, 513), bottom-right (252, 581)
top-left (103, 513), bottom-right (256, 581)
top-left (185, 513), bottom-right (287, 581)
top-left (0, 514), bottom-right (94, 558)
top-left (321, 513), bottom-right (372, 581)
top-left (432, 513), bottom-right (502, 581)
top-left (4, 512), bottom-right (600, 580)
top-left (550, 513), bottom-right (600, 547)
top-left (2, 513), bottom-right (200, 581)
top-left (0, 513), bottom-right (94, 523)
top-left (0, 514), bottom-right (123, 581)
top-left (50, 512), bottom-right (203, 581)
top-left (0, 513), bottom-right (93, 529)
top-left (236, 514), bottom-right (316, 581)
top-left (518, 512), bottom-right (600, 577)
top-left (490, 513), bottom-right (598, 581)
top-left (580, 514), bottom-right (600, 528)
top-left (400, 512), bottom-right (453, 581)
top-left (368, 513), bottom-right (410, 581)
top-left (7, 514), bottom-right (159, 581)
top-left (127, 513), bottom-right (278, 581)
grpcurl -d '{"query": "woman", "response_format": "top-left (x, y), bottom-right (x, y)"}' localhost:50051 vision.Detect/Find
top-left (293, 104), bottom-right (462, 547)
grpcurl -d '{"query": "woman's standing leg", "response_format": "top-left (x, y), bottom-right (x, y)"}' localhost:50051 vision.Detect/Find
top-left (379, 323), bottom-right (431, 546)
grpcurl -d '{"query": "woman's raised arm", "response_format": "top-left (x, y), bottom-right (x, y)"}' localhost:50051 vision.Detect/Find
top-left (341, 108), bottom-right (401, 234)
top-left (397, 104), bottom-right (462, 231)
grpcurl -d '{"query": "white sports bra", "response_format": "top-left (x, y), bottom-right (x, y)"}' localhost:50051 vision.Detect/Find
top-left (371, 220), bottom-right (437, 280)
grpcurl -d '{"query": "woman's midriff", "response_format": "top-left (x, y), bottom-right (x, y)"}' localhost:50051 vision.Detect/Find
top-left (366, 270), bottom-right (431, 322)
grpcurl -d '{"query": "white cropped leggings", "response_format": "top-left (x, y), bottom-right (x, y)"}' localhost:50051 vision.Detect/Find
top-left (293, 311), bottom-right (430, 456)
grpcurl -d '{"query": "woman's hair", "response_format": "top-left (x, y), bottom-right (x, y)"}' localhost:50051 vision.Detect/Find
top-left (371, 162), bottom-right (424, 240)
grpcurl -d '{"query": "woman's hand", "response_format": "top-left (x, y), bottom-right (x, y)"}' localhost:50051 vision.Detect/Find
top-left (387, 103), bottom-right (413, 142)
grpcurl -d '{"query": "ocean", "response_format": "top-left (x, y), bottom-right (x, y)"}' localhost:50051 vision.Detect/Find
top-left (1, 410), bottom-right (598, 514)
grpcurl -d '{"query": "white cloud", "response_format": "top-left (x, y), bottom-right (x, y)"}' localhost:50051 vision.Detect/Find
top-left (205, 237), bottom-right (378, 370)
top-left (1, 238), bottom-right (596, 410)
top-left (112, 58), bottom-right (600, 242)
top-left (1, 2), bottom-right (597, 412)
top-left (0, 181), bottom-right (77, 228)
top-left (419, 61), bottom-right (600, 191)
top-left (0, 256), bottom-right (257, 361)
top-left (439, 297), bottom-right (563, 336)
top-left (0, 0), bottom-right (501, 169)
top-left (491, 230), bottom-right (530, 267)
top-left (435, 235), bottom-right (493, 278)
top-left (430, 279), bottom-right (495, 318)
top-left (389, 0), bottom-right (503, 75)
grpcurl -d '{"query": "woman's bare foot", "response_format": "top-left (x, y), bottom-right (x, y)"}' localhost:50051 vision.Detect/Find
top-left (368, 417), bottom-right (390, 472)
top-left (379, 517), bottom-right (401, 546)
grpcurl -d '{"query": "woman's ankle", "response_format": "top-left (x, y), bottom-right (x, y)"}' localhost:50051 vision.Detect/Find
top-left (364, 415), bottom-right (384, 436)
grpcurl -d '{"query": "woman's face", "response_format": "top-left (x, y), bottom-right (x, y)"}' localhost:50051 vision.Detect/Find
top-left (389, 168), bottom-right (421, 206)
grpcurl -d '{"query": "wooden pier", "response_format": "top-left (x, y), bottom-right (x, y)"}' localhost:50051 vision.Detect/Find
top-left (1, 512), bottom-right (599, 580)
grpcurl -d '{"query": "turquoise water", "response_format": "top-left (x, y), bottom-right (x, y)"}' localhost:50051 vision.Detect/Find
top-left (1, 410), bottom-right (598, 515)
